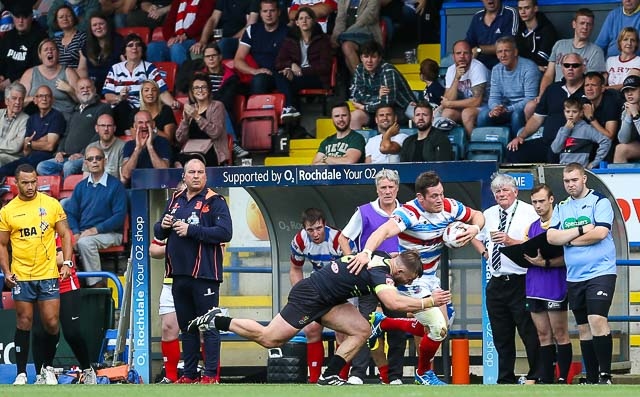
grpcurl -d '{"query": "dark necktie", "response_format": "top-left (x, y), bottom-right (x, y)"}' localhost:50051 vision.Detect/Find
top-left (491, 209), bottom-right (508, 272)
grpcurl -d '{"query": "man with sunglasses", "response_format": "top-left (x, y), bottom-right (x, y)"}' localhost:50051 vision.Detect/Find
top-left (63, 146), bottom-right (127, 288)
top-left (507, 53), bottom-right (586, 163)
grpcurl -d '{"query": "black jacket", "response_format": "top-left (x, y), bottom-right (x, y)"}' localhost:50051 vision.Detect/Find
top-left (400, 129), bottom-right (453, 162)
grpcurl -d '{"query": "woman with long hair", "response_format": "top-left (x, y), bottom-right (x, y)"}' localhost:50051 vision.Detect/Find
top-left (139, 79), bottom-right (177, 145)
top-left (275, 7), bottom-right (332, 114)
top-left (175, 74), bottom-right (230, 166)
top-left (20, 38), bottom-right (79, 120)
top-left (52, 5), bottom-right (88, 69)
top-left (77, 12), bottom-right (124, 91)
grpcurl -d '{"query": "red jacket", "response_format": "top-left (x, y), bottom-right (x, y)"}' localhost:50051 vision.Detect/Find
top-left (162, 0), bottom-right (216, 41)
top-left (275, 23), bottom-right (333, 88)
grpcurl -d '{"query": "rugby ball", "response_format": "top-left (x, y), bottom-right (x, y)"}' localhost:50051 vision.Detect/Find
top-left (442, 221), bottom-right (469, 248)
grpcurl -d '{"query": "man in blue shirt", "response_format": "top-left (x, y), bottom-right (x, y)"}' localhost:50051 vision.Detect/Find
top-left (465, 0), bottom-right (519, 70)
top-left (64, 146), bottom-right (127, 288)
top-left (477, 36), bottom-right (540, 137)
top-left (547, 162), bottom-right (617, 385)
top-left (595, 0), bottom-right (640, 58)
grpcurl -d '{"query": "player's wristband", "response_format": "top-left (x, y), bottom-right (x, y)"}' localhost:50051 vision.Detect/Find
top-left (362, 249), bottom-right (373, 260)
top-left (62, 260), bottom-right (74, 268)
top-left (578, 225), bottom-right (584, 236)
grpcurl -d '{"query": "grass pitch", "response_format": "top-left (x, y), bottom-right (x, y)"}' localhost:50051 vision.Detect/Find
top-left (0, 384), bottom-right (637, 397)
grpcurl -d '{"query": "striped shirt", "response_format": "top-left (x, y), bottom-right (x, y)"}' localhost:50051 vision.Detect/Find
top-left (393, 197), bottom-right (473, 273)
top-left (290, 225), bottom-right (345, 272)
top-left (55, 30), bottom-right (87, 69)
top-left (102, 60), bottom-right (168, 108)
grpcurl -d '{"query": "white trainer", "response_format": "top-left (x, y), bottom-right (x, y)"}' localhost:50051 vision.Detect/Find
top-left (347, 376), bottom-right (364, 385)
top-left (13, 372), bottom-right (28, 385)
top-left (35, 374), bottom-right (46, 384)
top-left (83, 367), bottom-right (97, 384)
top-left (43, 366), bottom-right (58, 385)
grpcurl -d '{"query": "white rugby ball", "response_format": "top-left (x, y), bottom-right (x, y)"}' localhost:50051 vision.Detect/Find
top-left (442, 221), bottom-right (469, 248)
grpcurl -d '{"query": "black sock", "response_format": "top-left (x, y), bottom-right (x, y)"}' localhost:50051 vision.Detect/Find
top-left (215, 316), bottom-right (232, 332)
top-left (556, 343), bottom-right (573, 381)
top-left (322, 355), bottom-right (347, 377)
top-left (580, 339), bottom-right (599, 383)
top-left (539, 345), bottom-right (556, 383)
top-left (592, 334), bottom-right (612, 375)
top-left (14, 329), bottom-right (30, 374)
top-left (42, 331), bottom-right (60, 367)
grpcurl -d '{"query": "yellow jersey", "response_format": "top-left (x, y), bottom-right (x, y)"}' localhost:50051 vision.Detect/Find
top-left (0, 192), bottom-right (66, 281)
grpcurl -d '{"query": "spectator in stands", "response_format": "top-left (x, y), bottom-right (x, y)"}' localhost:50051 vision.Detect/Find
top-left (0, 85), bottom-right (65, 180)
top-left (120, 110), bottom-right (171, 186)
top-left (605, 27), bottom-right (640, 89)
top-left (465, 0), bottom-right (519, 70)
top-left (0, 4), bottom-right (47, 99)
top-left (614, 74), bottom-right (640, 163)
top-left (85, 113), bottom-right (125, 179)
top-left (77, 12), bottom-right (125, 93)
top-left (551, 97), bottom-right (611, 168)
top-left (312, 102), bottom-right (365, 164)
top-left (507, 53), bottom-right (586, 163)
top-left (400, 102), bottom-right (453, 162)
top-left (536, 9), bottom-right (605, 102)
top-left (37, 78), bottom-right (111, 178)
top-left (0, 82), bottom-right (29, 166)
top-left (126, 0), bottom-right (173, 29)
top-left (515, 0), bottom-right (557, 73)
top-left (191, 0), bottom-right (259, 60)
top-left (477, 36), bottom-right (540, 138)
top-left (582, 71), bottom-right (621, 162)
top-left (419, 58), bottom-right (444, 108)
top-left (365, 106), bottom-right (407, 163)
top-left (139, 79), bottom-right (176, 146)
top-left (350, 41), bottom-right (416, 129)
top-left (331, 0), bottom-right (382, 74)
top-left (21, 38), bottom-right (79, 121)
top-left (146, 0), bottom-right (214, 66)
top-left (288, 0), bottom-right (336, 33)
top-left (175, 74), bottom-right (231, 167)
top-left (439, 40), bottom-right (489, 137)
top-left (51, 5), bottom-right (87, 69)
top-left (64, 146), bottom-right (127, 288)
top-left (233, 0), bottom-right (288, 98)
top-left (198, 43), bottom-right (248, 159)
top-left (47, 0), bottom-right (100, 36)
top-left (289, 207), bottom-right (347, 383)
top-left (596, 0), bottom-right (640, 58)
top-left (102, 33), bottom-right (179, 135)
top-left (275, 7), bottom-right (332, 115)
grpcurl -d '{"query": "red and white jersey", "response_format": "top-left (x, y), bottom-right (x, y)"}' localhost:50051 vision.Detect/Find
top-left (56, 235), bottom-right (80, 294)
top-left (290, 225), bottom-right (344, 271)
top-left (393, 197), bottom-right (473, 273)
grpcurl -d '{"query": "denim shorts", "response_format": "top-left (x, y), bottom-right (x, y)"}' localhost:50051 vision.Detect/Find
top-left (13, 279), bottom-right (60, 302)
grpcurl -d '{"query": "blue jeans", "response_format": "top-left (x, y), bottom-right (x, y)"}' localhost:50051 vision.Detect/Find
top-left (36, 157), bottom-right (84, 179)
top-left (218, 38), bottom-right (239, 60)
top-left (147, 39), bottom-right (196, 65)
top-left (477, 108), bottom-right (526, 139)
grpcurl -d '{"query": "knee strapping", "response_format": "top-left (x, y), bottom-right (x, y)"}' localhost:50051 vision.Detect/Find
top-left (413, 307), bottom-right (448, 341)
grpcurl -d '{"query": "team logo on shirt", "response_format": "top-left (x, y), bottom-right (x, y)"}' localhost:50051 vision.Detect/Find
top-left (563, 216), bottom-right (591, 229)
top-left (39, 207), bottom-right (47, 217)
top-left (195, 201), bottom-right (202, 210)
top-left (331, 261), bottom-right (339, 273)
top-left (202, 204), bottom-right (210, 213)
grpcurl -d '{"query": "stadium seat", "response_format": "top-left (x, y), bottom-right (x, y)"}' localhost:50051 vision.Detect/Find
top-left (151, 27), bottom-right (164, 42)
top-left (239, 93), bottom-right (285, 152)
top-left (354, 129), bottom-right (374, 142)
top-left (36, 175), bottom-right (61, 198)
top-left (298, 57), bottom-right (338, 115)
top-left (466, 126), bottom-right (510, 163)
top-left (2, 291), bottom-right (14, 310)
top-left (99, 215), bottom-right (130, 255)
top-left (417, 44), bottom-right (441, 64)
top-left (59, 174), bottom-right (85, 200)
top-left (447, 126), bottom-right (467, 160)
top-left (380, 20), bottom-right (388, 48)
top-left (154, 61), bottom-right (178, 94)
top-left (116, 26), bottom-right (150, 44)
top-left (241, 93), bottom-right (285, 122)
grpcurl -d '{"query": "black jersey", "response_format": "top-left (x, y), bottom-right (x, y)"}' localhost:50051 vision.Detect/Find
top-left (307, 252), bottom-right (396, 305)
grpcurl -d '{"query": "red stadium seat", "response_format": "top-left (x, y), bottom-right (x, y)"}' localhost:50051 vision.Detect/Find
top-left (36, 175), bottom-right (61, 199)
top-left (2, 291), bottom-right (14, 310)
top-left (154, 61), bottom-right (178, 94)
top-left (298, 57), bottom-right (338, 115)
top-left (116, 26), bottom-right (151, 44)
top-left (59, 174), bottom-right (85, 200)
top-left (99, 215), bottom-right (130, 255)
top-left (152, 27), bottom-right (164, 42)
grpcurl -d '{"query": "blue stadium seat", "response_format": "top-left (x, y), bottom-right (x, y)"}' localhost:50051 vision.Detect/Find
top-left (466, 126), bottom-right (510, 162)
top-left (354, 129), bottom-right (374, 142)
top-left (447, 126), bottom-right (466, 160)
top-left (400, 128), bottom-right (418, 136)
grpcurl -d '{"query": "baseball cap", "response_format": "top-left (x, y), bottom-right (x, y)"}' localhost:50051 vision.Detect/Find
top-left (11, 4), bottom-right (33, 18)
top-left (621, 75), bottom-right (640, 93)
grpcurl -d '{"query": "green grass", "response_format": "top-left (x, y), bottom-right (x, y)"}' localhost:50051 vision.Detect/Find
top-left (0, 384), bottom-right (637, 397)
